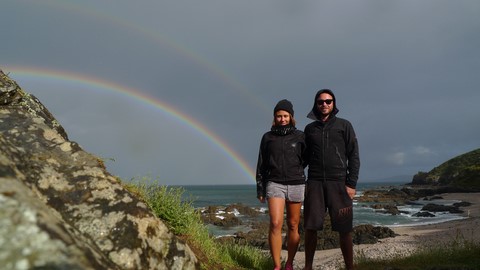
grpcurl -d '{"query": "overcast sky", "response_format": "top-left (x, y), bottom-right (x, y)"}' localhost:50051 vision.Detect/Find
top-left (2, 1), bottom-right (479, 185)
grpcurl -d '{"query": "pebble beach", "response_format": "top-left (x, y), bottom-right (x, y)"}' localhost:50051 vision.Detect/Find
top-left (282, 192), bottom-right (480, 270)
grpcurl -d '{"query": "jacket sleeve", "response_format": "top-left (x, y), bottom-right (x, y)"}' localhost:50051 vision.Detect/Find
top-left (345, 121), bottom-right (360, 189)
top-left (302, 126), bottom-right (311, 168)
top-left (256, 134), bottom-right (268, 198)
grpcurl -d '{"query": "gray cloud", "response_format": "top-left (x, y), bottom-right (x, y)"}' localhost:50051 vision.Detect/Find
top-left (2, 0), bottom-right (479, 185)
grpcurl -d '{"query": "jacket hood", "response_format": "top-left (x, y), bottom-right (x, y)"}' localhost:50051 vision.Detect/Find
top-left (307, 89), bottom-right (339, 121)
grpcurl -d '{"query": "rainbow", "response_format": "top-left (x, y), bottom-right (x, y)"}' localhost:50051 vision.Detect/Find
top-left (28, 1), bottom-right (269, 114)
top-left (5, 66), bottom-right (256, 182)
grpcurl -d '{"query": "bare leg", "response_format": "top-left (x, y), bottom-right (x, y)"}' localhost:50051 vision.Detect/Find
top-left (303, 229), bottom-right (317, 270)
top-left (268, 197), bottom-right (285, 269)
top-left (285, 201), bottom-right (302, 267)
top-left (339, 231), bottom-right (354, 270)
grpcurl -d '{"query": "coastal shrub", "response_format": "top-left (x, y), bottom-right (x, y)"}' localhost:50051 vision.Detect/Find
top-left (146, 185), bottom-right (198, 235)
top-left (124, 177), bottom-right (272, 270)
top-left (223, 243), bottom-right (273, 270)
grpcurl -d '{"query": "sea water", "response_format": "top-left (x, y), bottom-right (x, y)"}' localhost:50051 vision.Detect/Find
top-left (179, 182), bottom-right (467, 236)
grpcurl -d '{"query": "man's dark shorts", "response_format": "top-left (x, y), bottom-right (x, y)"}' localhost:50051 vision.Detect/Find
top-left (303, 180), bottom-right (353, 233)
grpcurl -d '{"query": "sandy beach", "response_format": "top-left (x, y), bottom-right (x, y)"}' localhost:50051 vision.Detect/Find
top-left (282, 192), bottom-right (480, 270)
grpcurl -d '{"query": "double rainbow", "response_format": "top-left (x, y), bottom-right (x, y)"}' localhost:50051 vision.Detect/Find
top-left (6, 66), bottom-right (256, 182)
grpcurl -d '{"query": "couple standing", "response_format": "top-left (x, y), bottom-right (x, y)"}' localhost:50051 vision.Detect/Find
top-left (256, 89), bottom-right (360, 270)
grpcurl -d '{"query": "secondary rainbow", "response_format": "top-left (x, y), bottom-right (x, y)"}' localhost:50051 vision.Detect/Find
top-left (6, 66), bottom-right (255, 182)
top-left (31, 1), bottom-right (269, 114)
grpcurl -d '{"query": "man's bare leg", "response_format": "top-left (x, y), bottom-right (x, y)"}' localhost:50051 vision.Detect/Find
top-left (339, 231), bottom-right (353, 270)
top-left (303, 229), bottom-right (317, 270)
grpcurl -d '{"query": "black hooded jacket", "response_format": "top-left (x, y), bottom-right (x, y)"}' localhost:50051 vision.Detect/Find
top-left (256, 125), bottom-right (306, 198)
top-left (304, 89), bottom-right (360, 188)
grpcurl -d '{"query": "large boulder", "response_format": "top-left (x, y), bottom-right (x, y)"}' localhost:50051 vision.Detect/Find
top-left (421, 203), bottom-right (464, 214)
top-left (352, 224), bottom-right (397, 245)
top-left (0, 69), bottom-right (198, 269)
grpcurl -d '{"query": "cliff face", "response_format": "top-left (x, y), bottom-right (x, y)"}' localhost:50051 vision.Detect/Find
top-left (411, 148), bottom-right (480, 191)
top-left (0, 69), bottom-right (198, 269)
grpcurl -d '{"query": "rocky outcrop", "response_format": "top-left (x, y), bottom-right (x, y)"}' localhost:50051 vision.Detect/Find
top-left (370, 204), bottom-right (409, 215)
top-left (421, 203), bottom-right (464, 214)
top-left (0, 69), bottom-right (198, 269)
top-left (358, 186), bottom-right (470, 205)
top-left (200, 203), bottom-right (261, 227)
top-left (412, 211), bottom-right (435, 217)
top-left (201, 206), bottom-right (242, 227)
top-left (352, 224), bottom-right (397, 244)
top-left (357, 187), bottom-right (416, 204)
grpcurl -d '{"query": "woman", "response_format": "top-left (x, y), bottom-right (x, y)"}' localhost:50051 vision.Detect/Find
top-left (256, 99), bottom-right (306, 270)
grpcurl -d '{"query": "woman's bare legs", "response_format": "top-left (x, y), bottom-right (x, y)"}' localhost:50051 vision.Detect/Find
top-left (285, 201), bottom-right (302, 267)
top-left (268, 197), bottom-right (285, 269)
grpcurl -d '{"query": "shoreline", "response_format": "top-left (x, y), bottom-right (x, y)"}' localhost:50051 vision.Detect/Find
top-left (282, 192), bottom-right (480, 270)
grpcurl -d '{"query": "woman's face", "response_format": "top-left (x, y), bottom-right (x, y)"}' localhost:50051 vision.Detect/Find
top-left (274, 110), bottom-right (291, 126)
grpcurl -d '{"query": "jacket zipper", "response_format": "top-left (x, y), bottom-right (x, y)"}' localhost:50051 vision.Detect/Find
top-left (282, 135), bottom-right (287, 182)
top-left (322, 127), bottom-right (326, 181)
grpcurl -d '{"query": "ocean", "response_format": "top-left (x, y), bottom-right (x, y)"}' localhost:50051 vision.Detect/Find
top-left (179, 182), bottom-right (467, 236)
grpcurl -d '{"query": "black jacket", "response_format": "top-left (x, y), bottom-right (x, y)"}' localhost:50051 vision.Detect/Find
top-left (304, 115), bottom-right (360, 188)
top-left (256, 127), bottom-right (306, 198)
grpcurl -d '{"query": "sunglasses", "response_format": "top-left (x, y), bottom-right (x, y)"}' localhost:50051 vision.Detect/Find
top-left (316, 99), bottom-right (333, 105)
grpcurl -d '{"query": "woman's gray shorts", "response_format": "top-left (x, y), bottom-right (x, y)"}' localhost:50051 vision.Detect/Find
top-left (266, 181), bottom-right (305, 202)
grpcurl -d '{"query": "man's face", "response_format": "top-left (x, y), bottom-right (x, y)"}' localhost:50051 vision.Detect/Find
top-left (316, 93), bottom-right (334, 116)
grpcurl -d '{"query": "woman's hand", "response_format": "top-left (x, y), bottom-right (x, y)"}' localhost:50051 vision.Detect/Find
top-left (257, 196), bottom-right (266, 203)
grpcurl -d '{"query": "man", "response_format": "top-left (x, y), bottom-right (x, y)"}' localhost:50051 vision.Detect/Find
top-left (303, 89), bottom-right (360, 270)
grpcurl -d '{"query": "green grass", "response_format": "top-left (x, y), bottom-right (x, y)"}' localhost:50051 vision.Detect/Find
top-left (124, 177), bottom-right (273, 270)
top-left (354, 234), bottom-right (480, 270)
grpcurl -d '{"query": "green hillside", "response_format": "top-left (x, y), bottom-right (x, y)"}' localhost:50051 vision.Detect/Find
top-left (411, 148), bottom-right (480, 191)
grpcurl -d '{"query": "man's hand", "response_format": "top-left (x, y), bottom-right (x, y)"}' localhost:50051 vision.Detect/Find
top-left (346, 186), bottom-right (356, 200)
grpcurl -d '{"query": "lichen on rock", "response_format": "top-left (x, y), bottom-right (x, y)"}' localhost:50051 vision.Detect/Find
top-left (0, 69), bottom-right (198, 269)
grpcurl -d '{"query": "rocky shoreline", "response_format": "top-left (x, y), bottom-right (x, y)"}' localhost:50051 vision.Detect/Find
top-left (199, 185), bottom-right (475, 252)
